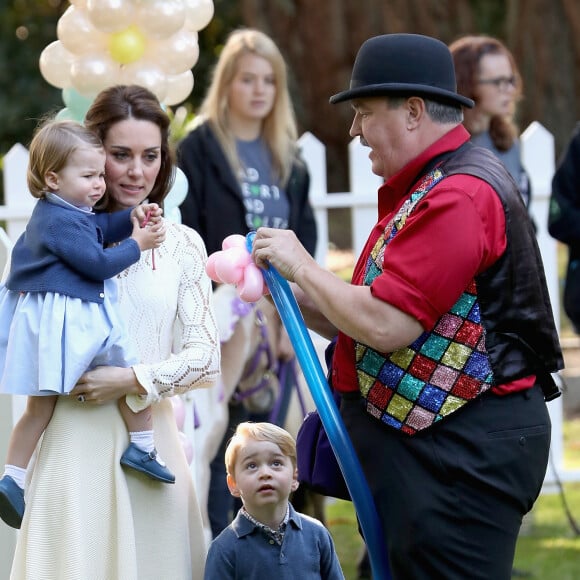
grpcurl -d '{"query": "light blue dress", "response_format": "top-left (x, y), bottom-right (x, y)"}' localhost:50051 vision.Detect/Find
top-left (0, 196), bottom-right (138, 396)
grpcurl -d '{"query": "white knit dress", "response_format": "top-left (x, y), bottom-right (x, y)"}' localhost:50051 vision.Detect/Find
top-left (10, 223), bottom-right (221, 580)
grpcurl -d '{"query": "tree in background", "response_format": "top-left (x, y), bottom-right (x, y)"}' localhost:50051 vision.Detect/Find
top-left (2, 0), bottom-right (580, 203)
top-left (0, 1), bottom-right (65, 156)
top-left (0, 0), bottom-right (241, 159)
top-left (237, 0), bottom-right (580, 193)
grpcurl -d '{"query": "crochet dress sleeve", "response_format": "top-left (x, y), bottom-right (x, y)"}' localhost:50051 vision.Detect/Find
top-left (122, 222), bottom-right (220, 412)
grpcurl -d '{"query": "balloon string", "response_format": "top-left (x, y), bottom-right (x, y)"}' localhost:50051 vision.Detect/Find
top-left (246, 232), bottom-right (391, 580)
top-left (142, 210), bottom-right (156, 270)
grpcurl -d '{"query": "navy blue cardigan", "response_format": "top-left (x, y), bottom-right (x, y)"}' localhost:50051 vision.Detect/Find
top-left (6, 198), bottom-right (140, 304)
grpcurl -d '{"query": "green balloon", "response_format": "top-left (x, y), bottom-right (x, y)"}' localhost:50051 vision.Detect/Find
top-left (55, 107), bottom-right (76, 121)
top-left (62, 88), bottom-right (94, 118)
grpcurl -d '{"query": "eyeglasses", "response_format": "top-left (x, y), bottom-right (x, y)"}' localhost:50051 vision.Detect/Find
top-left (477, 76), bottom-right (517, 91)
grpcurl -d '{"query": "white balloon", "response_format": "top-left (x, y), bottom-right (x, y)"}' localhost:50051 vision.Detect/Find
top-left (164, 167), bottom-right (189, 223)
top-left (147, 30), bottom-right (199, 76)
top-left (136, 0), bottom-right (187, 40)
top-left (55, 107), bottom-right (87, 122)
top-left (119, 62), bottom-right (168, 102)
top-left (163, 70), bottom-right (194, 106)
top-left (86, 0), bottom-right (133, 34)
top-left (39, 41), bottom-right (74, 89)
top-left (71, 53), bottom-right (121, 97)
top-left (57, 6), bottom-right (107, 56)
top-left (183, 0), bottom-right (214, 32)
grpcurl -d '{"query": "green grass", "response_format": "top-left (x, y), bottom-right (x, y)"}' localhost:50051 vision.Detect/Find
top-left (326, 418), bottom-right (580, 580)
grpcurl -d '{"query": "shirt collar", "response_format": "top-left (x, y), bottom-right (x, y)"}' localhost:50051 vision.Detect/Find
top-left (377, 124), bottom-right (471, 218)
top-left (45, 191), bottom-right (93, 214)
top-left (232, 503), bottom-right (301, 540)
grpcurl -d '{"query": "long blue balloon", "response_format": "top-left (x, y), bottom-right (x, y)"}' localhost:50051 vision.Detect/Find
top-left (247, 233), bottom-right (391, 580)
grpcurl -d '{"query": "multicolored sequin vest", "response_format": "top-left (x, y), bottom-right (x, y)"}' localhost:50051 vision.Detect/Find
top-left (356, 167), bottom-right (494, 435)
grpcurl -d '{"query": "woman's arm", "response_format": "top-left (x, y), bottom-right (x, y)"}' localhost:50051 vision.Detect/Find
top-left (71, 225), bottom-right (220, 409)
top-left (288, 156), bottom-right (318, 256)
top-left (127, 225), bottom-right (221, 411)
top-left (176, 129), bottom-right (205, 235)
top-left (70, 366), bottom-right (146, 404)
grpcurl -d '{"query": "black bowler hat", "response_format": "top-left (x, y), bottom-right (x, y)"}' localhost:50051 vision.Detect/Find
top-left (330, 33), bottom-right (474, 108)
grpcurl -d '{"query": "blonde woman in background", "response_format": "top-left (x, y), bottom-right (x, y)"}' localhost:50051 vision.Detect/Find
top-left (178, 27), bottom-right (316, 257)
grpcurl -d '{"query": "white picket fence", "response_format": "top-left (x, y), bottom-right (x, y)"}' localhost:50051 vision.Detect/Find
top-left (0, 125), bottom-right (577, 561)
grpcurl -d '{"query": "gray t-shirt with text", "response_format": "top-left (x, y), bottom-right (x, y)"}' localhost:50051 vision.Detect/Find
top-left (236, 138), bottom-right (290, 230)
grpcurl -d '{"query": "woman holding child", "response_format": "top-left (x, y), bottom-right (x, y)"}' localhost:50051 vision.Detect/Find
top-left (10, 85), bottom-right (220, 580)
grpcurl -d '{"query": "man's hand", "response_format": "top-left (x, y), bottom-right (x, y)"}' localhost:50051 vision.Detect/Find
top-left (251, 227), bottom-right (315, 282)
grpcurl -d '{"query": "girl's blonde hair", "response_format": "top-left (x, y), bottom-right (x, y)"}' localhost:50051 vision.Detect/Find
top-left (27, 119), bottom-right (103, 199)
top-left (199, 28), bottom-right (298, 185)
top-left (225, 421), bottom-right (297, 477)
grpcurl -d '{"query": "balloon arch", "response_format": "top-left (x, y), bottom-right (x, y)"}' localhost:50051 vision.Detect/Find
top-left (39, 0), bottom-right (214, 121)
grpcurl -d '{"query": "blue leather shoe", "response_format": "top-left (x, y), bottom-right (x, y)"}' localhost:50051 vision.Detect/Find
top-left (0, 475), bottom-right (25, 529)
top-left (120, 443), bottom-right (175, 484)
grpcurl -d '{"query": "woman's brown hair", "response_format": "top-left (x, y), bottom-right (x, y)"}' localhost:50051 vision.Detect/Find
top-left (84, 85), bottom-right (175, 208)
top-left (449, 35), bottom-right (522, 151)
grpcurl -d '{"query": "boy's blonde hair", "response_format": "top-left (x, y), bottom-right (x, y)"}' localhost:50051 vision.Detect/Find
top-left (225, 422), bottom-right (297, 477)
top-left (27, 118), bottom-right (104, 199)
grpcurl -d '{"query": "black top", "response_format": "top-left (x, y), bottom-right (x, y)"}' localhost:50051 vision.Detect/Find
top-left (177, 122), bottom-right (317, 257)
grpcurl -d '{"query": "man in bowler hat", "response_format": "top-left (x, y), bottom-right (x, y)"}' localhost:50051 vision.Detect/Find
top-left (251, 33), bottom-right (563, 579)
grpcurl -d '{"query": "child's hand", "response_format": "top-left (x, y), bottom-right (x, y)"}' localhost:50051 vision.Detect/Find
top-left (131, 203), bottom-right (163, 226)
top-left (131, 214), bottom-right (166, 251)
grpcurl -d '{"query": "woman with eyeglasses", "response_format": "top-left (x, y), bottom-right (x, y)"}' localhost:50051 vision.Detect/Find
top-left (449, 35), bottom-right (532, 211)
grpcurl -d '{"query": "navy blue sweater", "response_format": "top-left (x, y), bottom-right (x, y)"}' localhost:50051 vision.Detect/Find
top-left (6, 198), bottom-right (140, 304)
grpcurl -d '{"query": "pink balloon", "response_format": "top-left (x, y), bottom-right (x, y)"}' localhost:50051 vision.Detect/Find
top-left (222, 234), bottom-right (246, 250)
top-left (205, 252), bottom-right (220, 283)
top-left (170, 395), bottom-right (185, 431)
top-left (214, 247), bottom-right (250, 285)
top-left (238, 262), bottom-right (266, 303)
top-left (178, 431), bottom-right (194, 465)
top-left (207, 235), bottom-right (267, 302)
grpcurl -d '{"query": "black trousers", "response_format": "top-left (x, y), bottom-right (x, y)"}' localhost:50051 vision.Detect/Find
top-left (341, 384), bottom-right (551, 580)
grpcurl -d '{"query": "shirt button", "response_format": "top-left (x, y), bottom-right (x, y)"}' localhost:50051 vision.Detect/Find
top-left (99, 292), bottom-right (105, 298)
top-left (269, 540), bottom-right (274, 545)
top-left (519, 436), bottom-right (526, 446)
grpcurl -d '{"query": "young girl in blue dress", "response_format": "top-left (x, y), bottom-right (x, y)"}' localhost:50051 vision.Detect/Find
top-left (0, 119), bottom-right (172, 529)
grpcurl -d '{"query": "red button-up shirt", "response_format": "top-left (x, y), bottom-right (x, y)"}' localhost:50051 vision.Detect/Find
top-left (332, 125), bottom-right (534, 395)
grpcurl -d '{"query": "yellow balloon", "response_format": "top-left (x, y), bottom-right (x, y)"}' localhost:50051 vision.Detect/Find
top-left (108, 26), bottom-right (146, 64)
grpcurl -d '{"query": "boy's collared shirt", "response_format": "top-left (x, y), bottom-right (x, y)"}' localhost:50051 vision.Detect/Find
top-left (204, 503), bottom-right (344, 579)
top-left (240, 505), bottom-right (289, 545)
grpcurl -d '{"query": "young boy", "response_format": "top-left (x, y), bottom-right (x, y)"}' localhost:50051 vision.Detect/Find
top-left (204, 422), bottom-right (344, 579)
